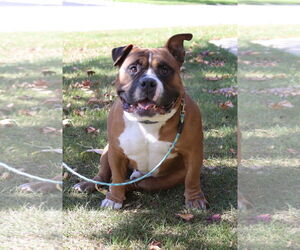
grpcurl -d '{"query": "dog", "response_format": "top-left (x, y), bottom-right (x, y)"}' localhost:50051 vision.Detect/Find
top-left (74, 33), bottom-right (208, 210)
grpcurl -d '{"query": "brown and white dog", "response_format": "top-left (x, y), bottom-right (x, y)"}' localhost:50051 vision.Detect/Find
top-left (74, 33), bottom-right (208, 209)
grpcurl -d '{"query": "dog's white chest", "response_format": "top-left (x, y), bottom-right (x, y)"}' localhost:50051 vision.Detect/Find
top-left (119, 111), bottom-right (176, 173)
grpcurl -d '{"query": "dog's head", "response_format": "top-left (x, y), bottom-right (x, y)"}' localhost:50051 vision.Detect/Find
top-left (112, 33), bottom-right (192, 117)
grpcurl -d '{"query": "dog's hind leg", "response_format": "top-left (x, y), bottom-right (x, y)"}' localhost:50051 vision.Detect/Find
top-left (126, 166), bottom-right (186, 192)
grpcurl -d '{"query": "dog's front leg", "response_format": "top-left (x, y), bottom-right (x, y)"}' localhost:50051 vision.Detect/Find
top-left (100, 148), bottom-right (128, 209)
top-left (183, 150), bottom-right (208, 209)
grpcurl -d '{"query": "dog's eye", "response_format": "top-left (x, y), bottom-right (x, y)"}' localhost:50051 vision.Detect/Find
top-left (159, 65), bottom-right (169, 76)
top-left (129, 65), bottom-right (138, 74)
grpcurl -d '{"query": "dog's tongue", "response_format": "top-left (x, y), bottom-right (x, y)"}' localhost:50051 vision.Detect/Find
top-left (138, 100), bottom-right (155, 110)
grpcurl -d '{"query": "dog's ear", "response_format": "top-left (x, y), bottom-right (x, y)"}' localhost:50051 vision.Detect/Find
top-left (165, 33), bottom-right (193, 67)
top-left (112, 44), bottom-right (134, 67)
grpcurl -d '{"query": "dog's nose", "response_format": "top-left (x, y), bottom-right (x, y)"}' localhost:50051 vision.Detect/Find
top-left (140, 78), bottom-right (157, 89)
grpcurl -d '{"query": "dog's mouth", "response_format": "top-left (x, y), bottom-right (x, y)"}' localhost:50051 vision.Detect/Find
top-left (120, 97), bottom-right (175, 115)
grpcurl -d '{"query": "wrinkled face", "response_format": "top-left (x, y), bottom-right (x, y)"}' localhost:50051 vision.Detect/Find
top-left (116, 48), bottom-right (184, 117)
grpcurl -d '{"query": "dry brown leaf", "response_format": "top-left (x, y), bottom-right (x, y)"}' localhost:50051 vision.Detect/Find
top-left (0, 119), bottom-right (16, 127)
top-left (40, 127), bottom-right (61, 135)
top-left (176, 213), bottom-right (195, 222)
top-left (219, 101), bottom-right (234, 110)
top-left (63, 119), bottom-right (72, 127)
top-left (87, 97), bottom-right (103, 105)
top-left (1, 172), bottom-right (12, 180)
top-left (33, 80), bottom-right (50, 87)
top-left (207, 214), bottom-right (222, 223)
top-left (6, 103), bottom-right (14, 108)
top-left (74, 80), bottom-right (93, 89)
top-left (74, 109), bottom-right (84, 116)
top-left (287, 148), bottom-right (298, 154)
top-left (148, 240), bottom-right (162, 250)
top-left (85, 149), bottom-right (104, 155)
top-left (19, 109), bottom-right (37, 116)
top-left (85, 126), bottom-right (99, 134)
top-left (42, 97), bottom-right (60, 104)
top-left (38, 149), bottom-right (62, 154)
top-left (204, 75), bottom-right (223, 81)
top-left (268, 100), bottom-right (294, 109)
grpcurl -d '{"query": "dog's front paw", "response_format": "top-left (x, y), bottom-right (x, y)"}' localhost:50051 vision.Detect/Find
top-left (185, 196), bottom-right (208, 210)
top-left (100, 198), bottom-right (123, 209)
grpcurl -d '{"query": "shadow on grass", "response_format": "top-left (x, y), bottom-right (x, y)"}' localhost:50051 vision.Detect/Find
top-left (63, 163), bottom-right (236, 248)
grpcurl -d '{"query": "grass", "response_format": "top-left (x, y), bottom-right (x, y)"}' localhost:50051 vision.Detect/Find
top-left (109, 0), bottom-right (237, 5)
top-left (0, 32), bottom-right (62, 248)
top-left (63, 26), bottom-right (237, 249)
top-left (0, 26), bottom-right (237, 249)
top-left (238, 25), bottom-right (300, 249)
top-left (240, 0), bottom-right (300, 4)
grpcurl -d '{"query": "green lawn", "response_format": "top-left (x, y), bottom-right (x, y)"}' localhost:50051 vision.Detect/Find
top-left (63, 26), bottom-right (237, 249)
top-left (238, 25), bottom-right (300, 249)
top-left (240, 0), bottom-right (300, 4)
top-left (0, 32), bottom-right (62, 248)
top-left (110, 0), bottom-right (237, 5)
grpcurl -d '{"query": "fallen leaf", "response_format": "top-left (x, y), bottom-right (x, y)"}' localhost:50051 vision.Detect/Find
top-left (207, 214), bottom-right (222, 223)
top-left (87, 97), bottom-right (104, 105)
top-left (33, 80), bottom-right (50, 87)
top-left (256, 214), bottom-right (272, 223)
top-left (74, 80), bottom-right (93, 89)
top-left (40, 127), bottom-right (61, 135)
top-left (176, 213), bottom-right (195, 222)
top-left (74, 109), bottom-right (84, 116)
top-left (287, 148), bottom-right (298, 154)
top-left (6, 103), bottom-right (14, 108)
top-left (208, 87), bottom-right (238, 97)
top-left (42, 97), bottom-right (60, 105)
top-left (246, 73), bottom-right (286, 81)
top-left (0, 119), bottom-right (16, 127)
top-left (85, 149), bottom-right (104, 155)
top-left (268, 100), bottom-right (294, 109)
top-left (40, 148), bottom-right (62, 154)
top-left (85, 126), bottom-right (99, 134)
top-left (1, 172), bottom-right (12, 180)
top-left (19, 109), bottom-right (37, 116)
top-left (219, 101), bottom-right (234, 110)
top-left (63, 119), bottom-right (72, 127)
top-left (204, 75), bottom-right (224, 81)
top-left (148, 240), bottom-right (162, 250)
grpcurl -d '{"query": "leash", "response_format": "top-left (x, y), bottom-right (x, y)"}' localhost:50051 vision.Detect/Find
top-left (0, 161), bottom-right (62, 184)
top-left (0, 97), bottom-right (185, 187)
